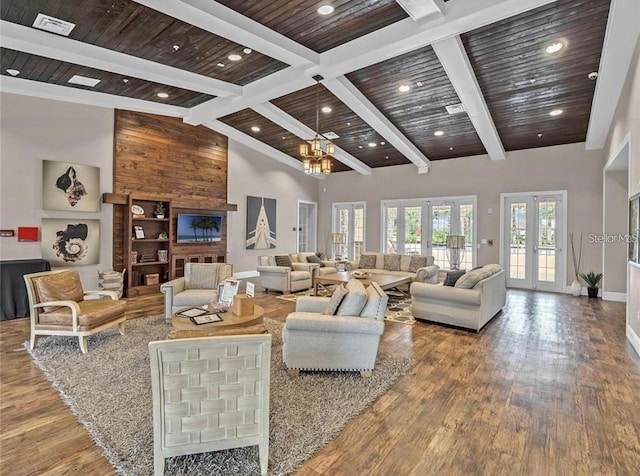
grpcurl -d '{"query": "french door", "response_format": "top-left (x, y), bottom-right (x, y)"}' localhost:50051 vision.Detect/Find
top-left (332, 202), bottom-right (365, 260)
top-left (502, 192), bottom-right (565, 292)
top-left (297, 201), bottom-right (317, 253)
top-left (382, 196), bottom-right (475, 269)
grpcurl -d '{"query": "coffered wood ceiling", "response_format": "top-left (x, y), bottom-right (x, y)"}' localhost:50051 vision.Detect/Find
top-left (1, 0), bottom-right (637, 175)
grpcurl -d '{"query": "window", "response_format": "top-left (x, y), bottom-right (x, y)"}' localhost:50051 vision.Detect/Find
top-left (332, 202), bottom-right (366, 260)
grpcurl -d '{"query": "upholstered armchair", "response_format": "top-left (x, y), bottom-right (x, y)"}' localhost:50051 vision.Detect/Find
top-left (160, 263), bottom-right (233, 319)
top-left (149, 334), bottom-right (272, 476)
top-left (256, 255), bottom-right (317, 294)
top-left (24, 269), bottom-right (126, 354)
top-left (283, 279), bottom-right (387, 377)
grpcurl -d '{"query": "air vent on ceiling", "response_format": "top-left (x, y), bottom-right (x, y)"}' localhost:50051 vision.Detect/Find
top-left (445, 103), bottom-right (466, 115)
top-left (32, 13), bottom-right (76, 36)
top-left (322, 132), bottom-right (340, 140)
top-left (68, 75), bottom-right (101, 87)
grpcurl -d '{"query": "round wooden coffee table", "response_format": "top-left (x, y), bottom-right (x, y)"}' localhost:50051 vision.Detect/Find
top-left (170, 304), bottom-right (265, 338)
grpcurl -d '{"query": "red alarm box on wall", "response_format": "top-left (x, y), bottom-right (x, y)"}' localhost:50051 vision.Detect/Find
top-left (17, 227), bottom-right (39, 242)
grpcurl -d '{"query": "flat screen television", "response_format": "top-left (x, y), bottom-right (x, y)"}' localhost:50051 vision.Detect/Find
top-left (176, 213), bottom-right (222, 243)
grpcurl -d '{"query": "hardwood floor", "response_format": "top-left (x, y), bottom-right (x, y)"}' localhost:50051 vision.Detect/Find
top-left (1, 289), bottom-right (639, 475)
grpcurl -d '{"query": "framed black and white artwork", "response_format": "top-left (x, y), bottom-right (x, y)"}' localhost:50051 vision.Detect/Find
top-left (245, 196), bottom-right (276, 249)
top-left (42, 160), bottom-right (100, 212)
top-left (41, 219), bottom-right (100, 266)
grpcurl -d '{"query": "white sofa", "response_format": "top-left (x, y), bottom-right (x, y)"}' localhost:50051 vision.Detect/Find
top-left (410, 264), bottom-right (506, 331)
top-left (257, 253), bottom-right (338, 294)
top-left (283, 279), bottom-right (387, 377)
top-left (350, 252), bottom-right (439, 283)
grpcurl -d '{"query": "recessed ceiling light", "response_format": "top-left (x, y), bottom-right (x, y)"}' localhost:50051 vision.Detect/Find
top-left (549, 109), bottom-right (563, 116)
top-left (368, 142), bottom-right (377, 148)
top-left (346, 122), bottom-right (351, 126)
top-left (538, 133), bottom-right (543, 138)
top-left (449, 147), bottom-right (454, 150)
top-left (358, 145), bottom-right (363, 149)
top-left (317, 5), bottom-right (334, 15)
top-left (251, 126), bottom-right (260, 132)
top-left (243, 48), bottom-right (252, 54)
top-left (122, 78), bottom-right (129, 83)
top-left (172, 44), bottom-right (180, 51)
top-left (380, 141), bottom-right (386, 145)
top-left (321, 106), bottom-right (332, 113)
top-left (217, 63), bottom-right (225, 67)
top-left (545, 41), bottom-right (564, 54)
top-left (6, 69), bottom-right (20, 76)
top-left (32, 13), bottom-right (75, 36)
top-left (385, 156), bottom-right (389, 159)
top-left (68, 74), bottom-right (101, 87)
top-left (416, 81), bottom-right (423, 87)
top-left (399, 84), bottom-right (411, 93)
top-left (282, 136), bottom-right (286, 140)
top-left (228, 54), bottom-right (242, 61)
top-left (530, 78), bottom-right (536, 84)
top-left (157, 92), bottom-right (169, 98)
top-left (434, 130), bottom-right (444, 136)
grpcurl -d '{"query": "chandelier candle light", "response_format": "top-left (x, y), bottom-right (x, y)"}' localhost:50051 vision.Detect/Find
top-left (300, 76), bottom-right (334, 175)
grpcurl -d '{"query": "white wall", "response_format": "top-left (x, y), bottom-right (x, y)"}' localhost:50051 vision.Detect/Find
top-left (226, 140), bottom-right (319, 275)
top-left (0, 93), bottom-right (114, 289)
top-left (318, 142), bottom-right (604, 287)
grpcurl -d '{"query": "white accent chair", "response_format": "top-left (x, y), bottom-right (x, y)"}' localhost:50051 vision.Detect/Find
top-left (282, 280), bottom-right (387, 377)
top-left (160, 263), bottom-right (233, 319)
top-left (149, 334), bottom-right (272, 475)
top-left (23, 269), bottom-right (126, 354)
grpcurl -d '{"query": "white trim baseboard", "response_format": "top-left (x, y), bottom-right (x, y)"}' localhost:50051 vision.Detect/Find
top-left (602, 291), bottom-right (627, 302)
top-left (233, 270), bottom-right (259, 279)
top-left (627, 325), bottom-right (640, 357)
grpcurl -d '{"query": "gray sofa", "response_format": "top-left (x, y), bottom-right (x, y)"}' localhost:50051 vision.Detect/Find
top-left (283, 280), bottom-right (387, 377)
top-left (410, 264), bottom-right (506, 331)
top-left (350, 252), bottom-right (439, 283)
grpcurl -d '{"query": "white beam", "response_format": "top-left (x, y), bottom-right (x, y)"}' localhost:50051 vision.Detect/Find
top-left (252, 103), bottom-right (372, 175)
top-left (133, 0), bottom-right (319, 68)
top-left (432, 36), bottom-right (506, 161)
top-left (0, 76), bottom-right (188, 117)
top-left (0, 21), bottom-right (240, 98)
top-left (395, 0), bottom-right (444, 22)
top-left (321, 0), bottom-right (556, 78)
top-left (205, 119), bottom-right (309, 173)
top-left (586, 0), bottom-right (640, 150)
top-left (322, 77), bottom-right (430, 168)
top-left (185, 67), bottom-right (317, 125)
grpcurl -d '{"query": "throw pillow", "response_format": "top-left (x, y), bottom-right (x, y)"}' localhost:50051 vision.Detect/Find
top-left (185, 263), bottom-right (219, 289)
top-left (336, 279), bottom-right (368, 316)
top-left (443, 269), bottom-right (466, 286)
top-left (383, 254), bottom-right (401, 271)
top-left (322, 284), bottom-right (349, 315)
top-left (274, 255), bottom-right (293, 269)
top-left (408, 255), bottom-right (428, 272)
top-left (359, 254), bottom-right (377, 269)
top-left (306, 255), bottom-right (325, 267)
top-left (455, 266), bottom-right (493, 289)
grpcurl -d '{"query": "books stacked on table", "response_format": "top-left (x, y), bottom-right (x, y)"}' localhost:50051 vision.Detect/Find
top-left (139, 254), bottom-right (156, 263)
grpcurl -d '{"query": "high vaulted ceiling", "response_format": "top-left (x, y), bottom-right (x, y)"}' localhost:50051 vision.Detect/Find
top-left (1, 0), bottom-right (638, 176)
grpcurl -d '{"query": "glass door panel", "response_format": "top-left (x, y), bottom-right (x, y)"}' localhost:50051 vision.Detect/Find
top-left (403, 206), bottom-right (422, 255)
top-left (460, 204), bottom-right (474, 270)
top-left (431, 204), bottom-right (451, 268)
top-left (333, 203), bottom-right (365, 260)
top-left (385, 206), bottom-right (398, 253)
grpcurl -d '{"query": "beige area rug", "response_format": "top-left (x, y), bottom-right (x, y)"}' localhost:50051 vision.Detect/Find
top-left (26, 315), bottom-right (413, 475)
top-left (276, 286), bottom-right (415, 324)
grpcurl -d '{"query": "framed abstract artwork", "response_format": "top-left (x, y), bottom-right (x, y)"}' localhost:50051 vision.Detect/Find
top-left (42, 160), bottom-right (100, 212)
top-left (41, 219), bottom-right (100, 266)
top-left (245, 196), bottom-right (276, 249)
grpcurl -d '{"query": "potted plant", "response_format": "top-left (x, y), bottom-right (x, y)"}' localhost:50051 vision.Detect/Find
top-left (579, 271), bottom-right (602, 298)
top-left (154, 201), bottom-right (166, 219)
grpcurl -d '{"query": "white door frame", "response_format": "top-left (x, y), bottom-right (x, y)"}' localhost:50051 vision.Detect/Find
top-left (332, 201), bottom-right (366, 259)
top-left (296, 200), bottom-right (317, 253)
top-left (500, 190), bottom-right (567, 292)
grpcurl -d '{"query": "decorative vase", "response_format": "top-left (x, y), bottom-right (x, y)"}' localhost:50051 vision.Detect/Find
top-left (570, 278), bottom-right (582, 296)
top-left (587, 287), bottom-right (599, 298)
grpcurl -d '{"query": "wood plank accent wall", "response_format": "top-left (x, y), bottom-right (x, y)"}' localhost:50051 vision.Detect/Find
top-left (113, 110), bottom-right (232, 273)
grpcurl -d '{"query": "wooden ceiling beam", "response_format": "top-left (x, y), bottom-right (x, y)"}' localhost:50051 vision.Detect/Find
top-left (395, 0), bottom-right (444, 22)
top-left (0, 76), bottom-right (188, 117)
top-left (0, 21), bottom-right (240, 98)
top-left (585, 0), bottom-right (640, 150)
top-left (322, 76), bottom-right (430, 169)
top-left (133, 0), bottom-right (319, 68)
top-left (252, 103), bottom-right (372, 175)
top-left (432, 36), bottom-right (506, 161)
top-left (204, 119), bottom-right (310, 174)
